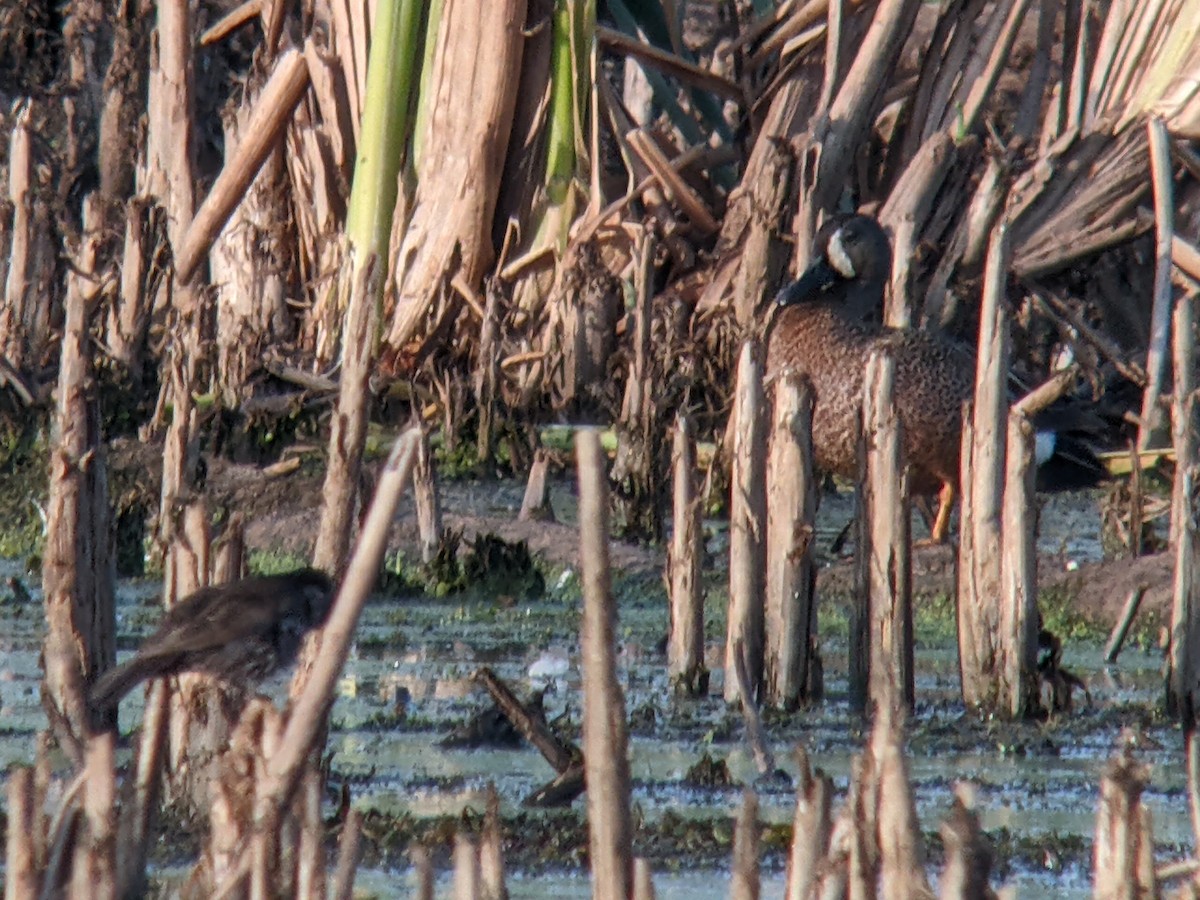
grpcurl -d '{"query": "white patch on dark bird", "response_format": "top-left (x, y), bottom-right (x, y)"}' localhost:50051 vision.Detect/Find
top-left (1035, 430), bottom-right (1057, 466)
top-left (827, 229), bottom-right (857, 279)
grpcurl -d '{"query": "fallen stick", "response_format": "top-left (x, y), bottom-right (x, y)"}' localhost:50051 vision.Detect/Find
top-left (1104, 586), bottom-right (1147, 664)
top-left (473, 667), bottom-right (578, 774)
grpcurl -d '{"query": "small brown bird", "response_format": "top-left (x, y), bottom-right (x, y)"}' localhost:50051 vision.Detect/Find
top-left (89, 568), bottom-right (335, 713)
top-left (765, 214), bottom-right (1105, 542)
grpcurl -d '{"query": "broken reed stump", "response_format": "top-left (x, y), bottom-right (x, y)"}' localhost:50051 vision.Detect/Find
top-left (872, 708), bottom-right (928, 897)
top-left (731, 788), bottom-right (760, 900)
top-left (1168, 294), bottom-right (1200, 726)
top-left (785, 747), bottom-right (832, 900)
top-left (1137, 115), bottom-right (1174, 451)
top-left (938, 784), bottom-right (994, 898)
top-left (576, 430), bottom-right (634, 897)
top-left (1168, 464), bottom-right (1200, 727)
top-left (212, 512), bottom-right (247, 585)
top-left (1171, 292), bottom-right (1196, 548)
top-left (1093, 745), bottom-right (1157, 898)
top-left (612, 230), bottom-right (663, 541)
top-left (1000, 409), bottom-right (1042, 717)
top-left (668, 412), bottom-right (707, 697)
top-left (957, 221), bottom-right (1011, 715)
top-left (633, 857), bottom-right (656, 900)
top-left (518, 448), bottom-right (556, 522)
top-left (858, 350), bottom-right (913, 715)
top-left (725, 339), bottom-right (767, 704)
top-left (80, 732), bottom-right (118, 900)
top-left (799, 711), bottom-right (940, 899)
top-left (314, 254), bottom-right (383, 575)
top-left (764, 371), bottom-right (819, 710)
top-left (41, 193), bottom-right (115, 745)
top-left (414, 428), bottom-right (442, 565)
top-left (6, 766), bottom-right (37, 898)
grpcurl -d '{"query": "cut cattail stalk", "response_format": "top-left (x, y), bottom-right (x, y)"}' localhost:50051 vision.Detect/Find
top-left (414, 428), bottom-right (442, 564)
top-left (938, 784), bottom-right (993, 898)
top-left (1000, 410), bottom-right (1040, 717)
top-left (860, 350), bottom-right (913, 714)
top-left (731, 788), bottom-right (760, 900)
top-left (518, 448), bottom-right (556, 522)
top-left (785, 747), bottom-right (831, 900)
top-left (330, 809), bottom-right (363, 900)
top-left (576, 429), bottom-right (633, 899)
top-left (725, 340), bottom-right (767, 703)
top-left (452, 834), bottom-right (480, 900)
top-left (1093, 746), bottom-right (1157, 897)
top-left (765, 372), bottom-right (818, 709)
top-left (480, 786), bottom-right (506, 900)
top-left (6, 767), bottom-right (36, 900)
top-left (668, 412), bottom-right (706, 696)
top-left (1137, 116), bottom-right (1174, 450)
top-left (958, 221), bottom-right (1010, 714)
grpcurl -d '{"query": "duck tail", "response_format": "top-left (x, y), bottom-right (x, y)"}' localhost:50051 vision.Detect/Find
top-left (1033, 430), bottom-right (1108, 491)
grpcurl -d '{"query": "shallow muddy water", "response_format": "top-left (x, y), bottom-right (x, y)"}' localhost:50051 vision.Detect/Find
top-left (0, 481), bottom-right (1185, 898)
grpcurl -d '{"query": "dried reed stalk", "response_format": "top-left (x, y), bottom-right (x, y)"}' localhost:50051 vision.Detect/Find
top-left (957, 222), bottom-right (1010, 713)
top-left (861, 350), bottom-right (913, 714)
top-left (263, 431), bottom-right (421, 816)
top-left (1168, 464), bottom-right (1200, 727)
top-left (576, 429), bottom-right (633, 899)
top-left (785, 747), bottom-right (831, 900)
top-left (731, 788), bottom-right (760, 900)
top-left (143, 0), bottom-right (196, 243)
top-left (798, 0), bottom-right (921, 222)
top-left (104, 199), bottom-right (153, 371)
top-left (765, 372), bottom-right (818, 709)
top-left (1171, 292), bottom-right (1197, 548)
top-left (633, 857), bottom-right (656, 900)
top-left (6, 767), bottom-right (37, 899)
top-left (2, 102), bottom-right (34, 370)
top-left (480, 787), bottom-right (506, 900)
top-left (1093, 747), bottom-right (1157, 898)
top-left (414, 428), bottom-right (442, 564)
top-left (519, 449), bottom-right (556, 522)
top-left (42, 193), bottom-right (114, 742)
top-left (312, 256), bottom-right (383, 575)
top-left (78, 733), bottom-right (117, 900)
top-left (177, 48), bottom-right (310, 284)
top-left (452, 835), bottom-right (480, 900)
top-left (725, 340), bottom-right (767, 703)
top-left (212, 513), bottom-right (247, 586)
top-left (938, 784), bottom-right (993, 898)
top-left (1138, 116), bottom-right (1175, 448)
top-left (873, 708), bottom-right (928, 899)
top-left (999, 410), bottom-right (1040, 717)
top-left (668, 412), bottom-right (706, 696)
top-left (330, 809), bottom-right (363, 900)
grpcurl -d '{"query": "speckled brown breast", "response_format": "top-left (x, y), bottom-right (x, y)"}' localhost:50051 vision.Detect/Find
top-left (766, 303), bottom-right (975, 495)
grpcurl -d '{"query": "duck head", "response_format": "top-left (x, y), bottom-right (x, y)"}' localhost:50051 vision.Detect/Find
top-left (774, 215), bottom-right (892, 310)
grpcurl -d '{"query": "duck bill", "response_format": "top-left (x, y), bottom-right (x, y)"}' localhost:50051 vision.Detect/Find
top-left (774, 258), bottom-right (839, 306)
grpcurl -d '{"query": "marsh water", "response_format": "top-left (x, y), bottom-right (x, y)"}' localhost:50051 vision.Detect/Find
top-left (0, 481), bottom-right (1187, 898)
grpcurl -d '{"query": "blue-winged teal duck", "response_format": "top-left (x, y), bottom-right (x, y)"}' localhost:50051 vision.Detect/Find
top-left (765, 214), bottom-right (1104, 543)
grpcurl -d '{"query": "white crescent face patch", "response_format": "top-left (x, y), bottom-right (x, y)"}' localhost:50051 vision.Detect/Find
top-left (827, 229), bottom-right (857, 279)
